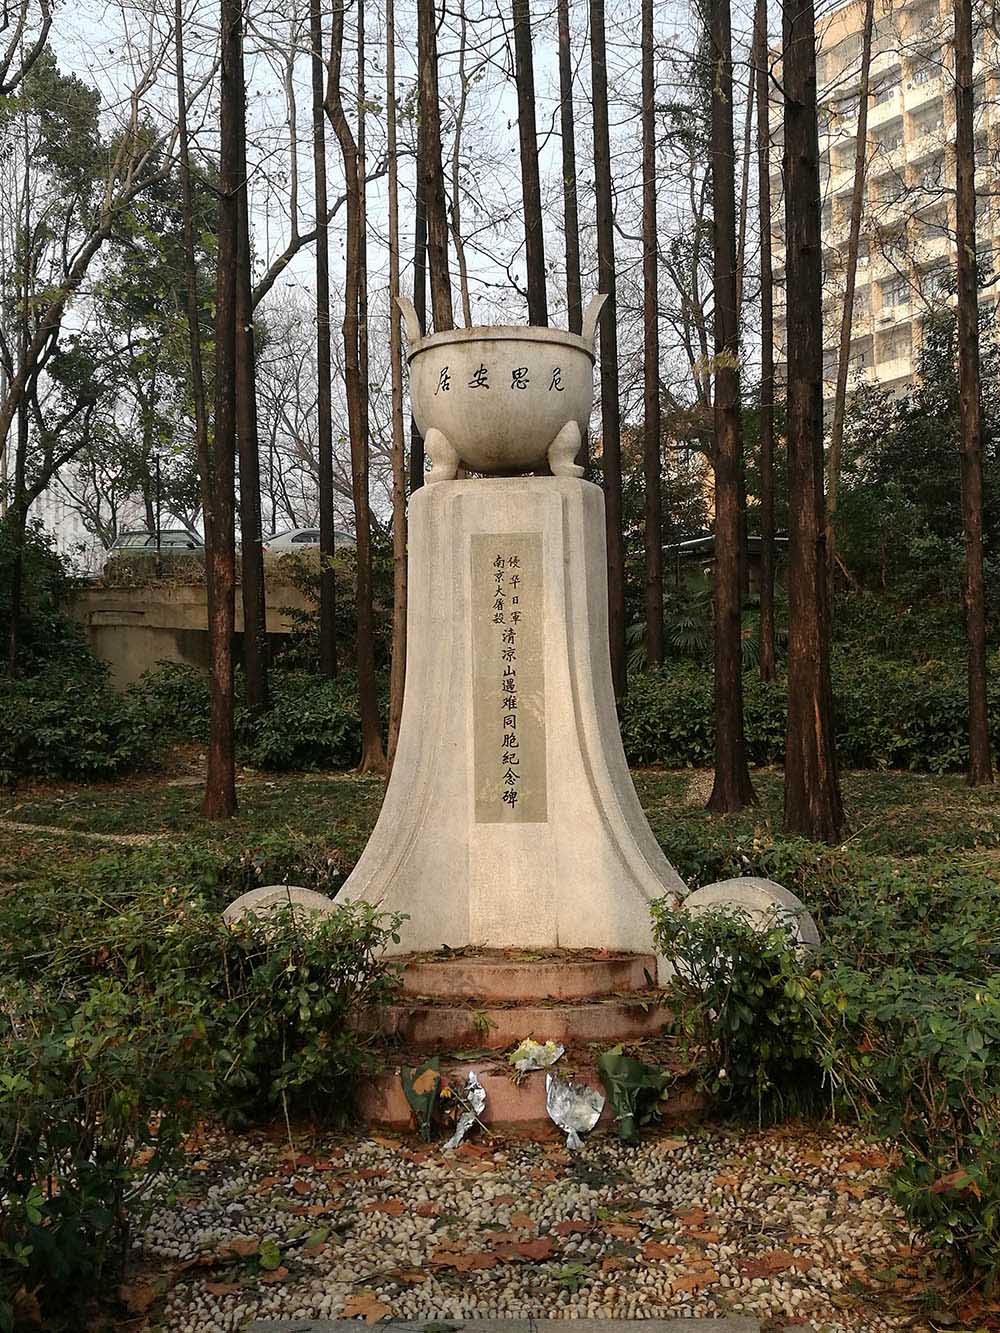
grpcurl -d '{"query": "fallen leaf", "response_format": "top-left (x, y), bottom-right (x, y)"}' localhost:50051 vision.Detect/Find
top-left (303, 1242), bottom-right (328, 1257)
top-left (256, 1176), bottom-right (282, 1191)
top-left (370, 1134), bottom-right (403, 1148)
top-left (675, 1205), bottom-right (707, 1226)
top-left (354, 1168), bottom-right (387, 1181)
top-left (430, 1247), bottom-right (501, 1271)
top-left (205, 1281), bottom-right (242, 1297)
top-left (494, 1193), bottom-right (516, 1205)
top-left (643, 1242), bottom-right (683, 1261)
top-left (601, 1256), bottom-right (627, 1274)
top-left (415, 1201), bottom-right (438, 1217)
top-left (365, 1198), bottom-right (406, 1215)
top-left (393, 1268), bottom-right (429, 1284)
top-left (509, 1210), bottom-right (536, 1230)
top-left (11, 1288), bottom-right (42, 1326)
top-left (511, 1236), bottom-right (555, 1261)
top-left (553, 1219), bottom-right (594, 1236)
top-left (672, 1268), bottom-right (719, 1293)
top-left (712, 1172), bottom-right (740, 1188)
top-left (342, 1291), bottom-right (393, 1323)
top-left (685, 1228), bottom-right (724, 1243)
top-left (259, 1266), bottom-right (289, 1285)
top-left (119, 1283), bottom-right (158, 1315)
top-left (218, 1236), bottom-right (260, 1259)
top-left (292, 1179), bottom-right (313, 1196)
top-left (653, 1137), bottom-right (688, 1153)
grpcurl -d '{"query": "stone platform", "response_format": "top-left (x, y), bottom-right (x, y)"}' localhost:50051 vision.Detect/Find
top-left (359, 950), bottom-right (701, 1133)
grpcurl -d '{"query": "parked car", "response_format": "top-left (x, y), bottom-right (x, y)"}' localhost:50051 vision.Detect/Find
top-left (263, 527), bottom-right (354, 551)
top-left (103, 529), bottom-right (204, 576)
top-left (109, 529), bottom-right (204, 553)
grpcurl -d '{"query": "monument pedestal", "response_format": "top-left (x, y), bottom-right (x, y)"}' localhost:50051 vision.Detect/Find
top-left (340, 477), bottom-right (684, 959)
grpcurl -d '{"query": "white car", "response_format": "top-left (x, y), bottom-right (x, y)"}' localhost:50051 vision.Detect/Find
top-left (263, 527), bottom-right (354, 551)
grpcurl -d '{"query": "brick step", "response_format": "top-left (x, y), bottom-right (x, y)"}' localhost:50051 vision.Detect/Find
top-left (377, 994), bottom-right (670, 1051)
top-left (358, 1048), bottom-right (704, 1134)
top-left (398, 950), bottom-right (658, 1003)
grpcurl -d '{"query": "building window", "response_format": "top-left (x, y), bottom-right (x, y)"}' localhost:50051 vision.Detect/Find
top-left (921, 265), bottom-right (951, 299)
top-left (977, 243), bottom-right (995, 278)
top-left (837, 93), bottom-right (861, 120)
top-left (912, 56), bottom-right (938, 84)
top-left (880, 323), bottom-right (912, 361)
top-left (874, 122), bottom-right (905, 152)
top-left (873, 71), bottom-right (901, 104)
top-left (912, 102), bottom-right (945, 137)
top-left (881, 275), bottom-right (910, 308)
top-left (915, 154), bottom-right (945, 189)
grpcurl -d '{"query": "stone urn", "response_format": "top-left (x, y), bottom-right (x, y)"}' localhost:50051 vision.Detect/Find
top-left (398, 294), bottom-right (607, 482)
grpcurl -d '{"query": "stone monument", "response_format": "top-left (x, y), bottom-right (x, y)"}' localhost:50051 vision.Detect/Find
top-left (338, 296), bottom-right (685, 964)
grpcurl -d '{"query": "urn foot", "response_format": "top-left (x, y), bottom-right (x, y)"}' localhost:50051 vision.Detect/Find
top-left (548, 420), bottom-right (584, 478)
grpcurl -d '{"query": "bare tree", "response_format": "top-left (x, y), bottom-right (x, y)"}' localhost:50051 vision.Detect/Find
top-left (204, 0), bottom-right (241, 819)
top-left (782, 0), bottom-right (843, 841)
top-left (707, 0), bottom-right (755, 813)
top-left (418, 0), bottom-right (454, 331)
top-left (753, 0), bottom-right (776, 681)
top-left (311, 0), bottom-right (337, 677)
top-left (557, 0), bottom-right (583, 338)
top-left (513, 0), bottom-right (547, 324)
top-left (327, 0), bottom-right (386, 773)
top-left (386, 0), bottom-right (407, 768)
top-left (826, 0), bottom-right (874, 581)
top-left (641, 0), bottom-right (663, 666)
top-left (590, 0), bottom-right (626, 698)
top-left (236, 19), bottom-right (269, 714)
top-left (954, 0), bottom-right (992, 784)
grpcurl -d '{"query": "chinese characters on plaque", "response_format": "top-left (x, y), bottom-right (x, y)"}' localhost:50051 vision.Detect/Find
top-left (472, 533), bottom-right (547, 824)
top-left (433, 364), bottom-right (566, 395)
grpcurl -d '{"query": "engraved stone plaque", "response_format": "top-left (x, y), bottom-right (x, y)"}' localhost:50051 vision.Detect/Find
top-left (471, 532), bottom-right (547, 823)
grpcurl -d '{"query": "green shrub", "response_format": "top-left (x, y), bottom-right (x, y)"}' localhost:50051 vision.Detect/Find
top-left (210, 901), bottom-right (403, 1123)
top-left (652, 851), bottom-right (1000, 1288)
top-left (240, 670), bottom-right (365, 770)
top-left (0, 667), bottom-right (147, 785)
top-left (0, 977), bottom-right (210, 1329)
top-left (0, 861), bottom-right (403, 1325)
top-left (126, 660), bottom-right (211, 743)
top-left (621, 657), bottom-right (1000, 773)
top-left (651, 900), bottom-right (826, 1124)
top-left (0, 518), bottom-right (92, 676)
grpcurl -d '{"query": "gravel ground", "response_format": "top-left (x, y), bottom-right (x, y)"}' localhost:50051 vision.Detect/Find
top-left (136, 1122), bottom-right (930, 1333)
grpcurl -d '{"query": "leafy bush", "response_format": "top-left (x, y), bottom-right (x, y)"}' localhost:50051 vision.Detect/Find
top-left (126, 660), bottom-right (211, 743)
top-left (0, 518), bottom-right (92, 676)
top-left (0, 978), bottom-right (210, 1329)
top-left (212, 901), bottom-right (403, 1123)
top-left (621, 656), bottom-right (1000, 773)
top-left (239, 670), bottom-right (365, 770)
top-left (0, 667), bottom-right (147, 785)
top-left (0, 857), bottom-right (403, 1325)
top-left (651, 901), bottom-right (825, 1124)
top-left (652, 850), bottom-right (1000, 1288)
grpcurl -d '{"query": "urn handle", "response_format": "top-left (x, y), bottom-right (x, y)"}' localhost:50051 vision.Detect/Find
top-left (582, 293), bottom-right (609, 348)
top-left (397, 295), bottom-right (423, 349)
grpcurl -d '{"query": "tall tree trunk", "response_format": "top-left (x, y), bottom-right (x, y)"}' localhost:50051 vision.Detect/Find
top-left (386, 0), bottom-right (407, 769)
top-left (590, 0), bottom-right (626, 699)
top-left (409, 147), bottom-right (427, 493)
top-left (235, 23), bottom-right (269, 714)
top-left (513, 0), bottom-right (547, 324)
top-left (204, 0), bottom-right (240, 819)
top-left (782, 0), bottom-right (843, 841)
top-left (707, 0), bottom-right (755, 813)
top-left (826, 0), bottom-right (874, 582)
top-left (449, 0), bottom-right (474, 326)
top-left (311, 0), bottom-right (337, 676)
top-left (734, 60), bottom-right (754, 317)
top-left (417, 0), bottom-right (453, 331)
top-left (753, 0), bottom-right (776, 682)
top-left (954, 0), bottom-right (992, 785)
top-left (327, 0), bottom-right (385, 774)
top-left (7, 95), bottom-right (31, 675)
top-left (641, 0), bottom-right (663, 667)
top-left (557, 0), bottom-right (582, 337)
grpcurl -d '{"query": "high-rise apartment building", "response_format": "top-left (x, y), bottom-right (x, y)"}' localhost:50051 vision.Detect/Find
top-left (771, 0), bottom-right (999, 398)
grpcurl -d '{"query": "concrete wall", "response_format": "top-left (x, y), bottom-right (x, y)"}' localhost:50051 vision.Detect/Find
top-left (69, 581), bottom-right (314, 689)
